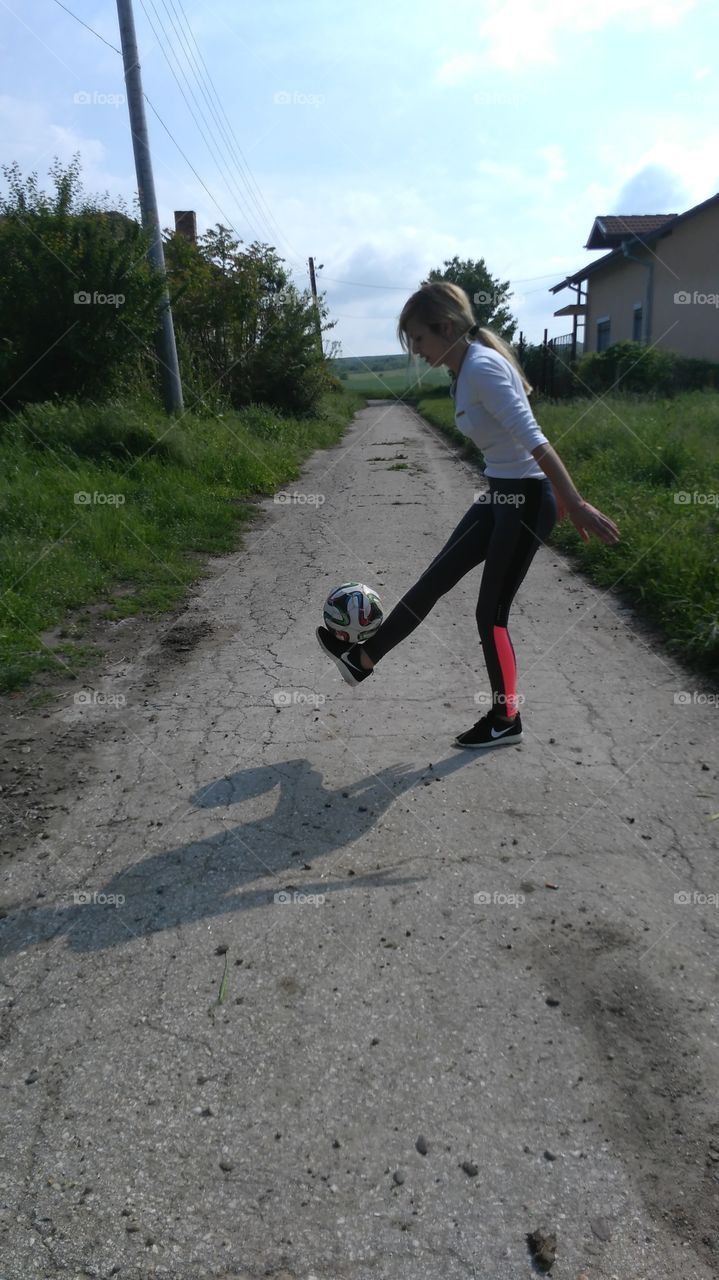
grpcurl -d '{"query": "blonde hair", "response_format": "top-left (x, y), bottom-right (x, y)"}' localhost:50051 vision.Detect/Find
top-left (398, 281), bottom-right (533, 394)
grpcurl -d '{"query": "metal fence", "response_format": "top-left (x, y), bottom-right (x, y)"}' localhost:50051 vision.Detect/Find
top-left (516, 330), bottom-right (584, 398)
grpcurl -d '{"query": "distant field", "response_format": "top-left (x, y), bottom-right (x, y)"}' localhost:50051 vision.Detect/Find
top-left (338, 365), bottom-right (450, 397)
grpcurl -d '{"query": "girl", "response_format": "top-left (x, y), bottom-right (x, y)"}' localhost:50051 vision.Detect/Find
top-left (317, 282), bottom-right (620, 748)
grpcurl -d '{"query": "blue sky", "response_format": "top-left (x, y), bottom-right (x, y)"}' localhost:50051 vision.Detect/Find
top-left (1, 0), bottom-right (717, 355)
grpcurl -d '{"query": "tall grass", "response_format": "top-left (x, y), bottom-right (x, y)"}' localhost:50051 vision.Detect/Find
top-left (417, 388), bottom-right (719, 678)
top-left (0, 392), bottom-right (361, 692)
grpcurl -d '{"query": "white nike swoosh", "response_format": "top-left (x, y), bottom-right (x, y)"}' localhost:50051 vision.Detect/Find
top-left (490, 724), bottom-right (514, 738)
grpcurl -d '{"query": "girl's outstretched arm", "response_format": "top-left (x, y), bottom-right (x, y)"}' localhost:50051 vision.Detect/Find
top-left (531, 442), bottom-right (620, 545)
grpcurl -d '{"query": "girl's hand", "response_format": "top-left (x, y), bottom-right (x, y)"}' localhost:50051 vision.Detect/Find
top-left (568, 499), bottom-right (620, 545)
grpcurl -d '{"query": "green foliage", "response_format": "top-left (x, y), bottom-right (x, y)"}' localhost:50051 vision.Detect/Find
top-left (0, 399), bottom-right (190, 466)
top-left (0, 157), bottom-right (164, 408)
top-left (575, 341), bottom-right (674, 395)
top-left (517, 339), bottom-right (719, 401)
top-left (164, 227), bottom-right (333, 417)
top-left (0, 158), bottom-right (338, 420)
top-left (0, 390), bottom-right (361, 691)
top-left (574, 340), bottom-right (719, 397)
top-left (427, 255), bottom-right (517, 340)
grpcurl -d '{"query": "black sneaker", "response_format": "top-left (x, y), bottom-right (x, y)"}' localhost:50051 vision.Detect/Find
top-left (316, 626), bottom-right (373, 687)
top-left (453, 710), bottom-right (523, 749)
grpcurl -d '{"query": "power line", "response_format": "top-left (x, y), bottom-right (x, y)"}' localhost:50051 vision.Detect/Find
top-left (140, 1), bottom-right (307, 289)
top-left (50, 0), bottom-right (121, 52)
top-left (143, 98), bottom-right (252, 242)
top-left (160, 0), bottom-right (277, 244)
top-left (48, 0), bottom-right (251, 246)
top-left (51, 0), bottom-right (307, 284)
top-left (320, 275), bottom-right (413, 290)
top-left (171, 0), bottom-right (304, 267)
top-left (320, 269), bottom-right (563, 291)
top-left (139, 0), bottom-right (263, 242)
top-left (153, 0), bottom-right (275, 245)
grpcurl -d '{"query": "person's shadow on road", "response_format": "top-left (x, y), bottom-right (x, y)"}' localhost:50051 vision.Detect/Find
top-left (1, 751), bottom-right (477, 957)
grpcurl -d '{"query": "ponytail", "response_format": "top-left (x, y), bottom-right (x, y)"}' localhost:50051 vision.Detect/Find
top-left (475, 327), bottom-right (533, 396)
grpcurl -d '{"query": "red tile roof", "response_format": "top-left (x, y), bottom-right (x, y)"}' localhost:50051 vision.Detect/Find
top-left (551, 191), bottom-right (719, 292)
top-left (585, 214), bottom-right (677, 248)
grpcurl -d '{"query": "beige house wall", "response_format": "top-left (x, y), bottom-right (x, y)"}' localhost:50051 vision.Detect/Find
top-left (582, 201), bottom-right (719, 360)
top-left (585, 260), bottom-right (647, 350)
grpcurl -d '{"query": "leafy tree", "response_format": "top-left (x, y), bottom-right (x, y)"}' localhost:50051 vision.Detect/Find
top-left (0, 158), bottom-right (337, 418)
top-left (427, 255), bottom-right (517, 340)
top-left (0, 157), bottom-right (164, 409)
top-left (164, 224), bottom-right (335, 416)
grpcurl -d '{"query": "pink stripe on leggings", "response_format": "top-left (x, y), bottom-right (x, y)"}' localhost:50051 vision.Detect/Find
top-left (493, 625), bottom-right (518, 716)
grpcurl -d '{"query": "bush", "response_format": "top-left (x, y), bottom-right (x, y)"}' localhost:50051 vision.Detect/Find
top-left (164, 227), bottom-right (334, 419)
top-left (574, 340), bottom-right (719, 398)
top-left (0, 159), bottom-right (165, 409)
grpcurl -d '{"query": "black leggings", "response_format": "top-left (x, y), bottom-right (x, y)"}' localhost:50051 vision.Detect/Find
top-left (363, 476), bottom-right (557, 716)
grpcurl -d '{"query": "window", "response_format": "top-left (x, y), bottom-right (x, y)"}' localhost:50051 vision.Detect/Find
top-left (632, 304), bottom-right (643, 342)
top-left (597, 318), bottom-right (611, 352)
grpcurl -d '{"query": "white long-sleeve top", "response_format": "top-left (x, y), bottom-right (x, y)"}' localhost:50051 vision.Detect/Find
top-left (449, 342), bottom-right (549, 479)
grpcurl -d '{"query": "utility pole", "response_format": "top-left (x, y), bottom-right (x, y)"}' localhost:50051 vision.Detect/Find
top-left (308, 256), bottom-right (323, 355)
top-left (116, 0), bottom-right (183, 413)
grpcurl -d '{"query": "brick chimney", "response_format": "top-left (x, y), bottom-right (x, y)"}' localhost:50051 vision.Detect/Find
top-left (174, 210), bottom-right (197, 244)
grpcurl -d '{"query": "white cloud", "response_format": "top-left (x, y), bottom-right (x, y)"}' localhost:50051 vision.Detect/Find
top-left (598, 128), bottom-right (719, 211)
top-left (436, 0), bottom-right (696, 75)
top-left (0, 96), bottom-right (128, 202)
top-left (612, 164), bottom-right (688, 213)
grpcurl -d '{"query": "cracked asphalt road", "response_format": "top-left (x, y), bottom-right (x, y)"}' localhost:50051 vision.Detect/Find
top-left (1, 399), bottom-right (718, 1280)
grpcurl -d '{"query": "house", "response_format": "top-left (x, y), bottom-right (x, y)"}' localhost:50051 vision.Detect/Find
top-left (550, 193), bottom-right (719, 361)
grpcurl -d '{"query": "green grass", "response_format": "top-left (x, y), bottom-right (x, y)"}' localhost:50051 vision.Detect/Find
top-left (0, 392), bottom-right (362, 693)
top-left (416, 387), bottom-right (719, 678)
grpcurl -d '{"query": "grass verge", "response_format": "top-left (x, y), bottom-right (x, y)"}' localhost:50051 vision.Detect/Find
top-left (0, 391), bottom-right (361, 692)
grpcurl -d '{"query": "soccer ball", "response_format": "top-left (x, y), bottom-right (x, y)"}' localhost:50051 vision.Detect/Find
top-left (323, 582), bottom-right (383, 644)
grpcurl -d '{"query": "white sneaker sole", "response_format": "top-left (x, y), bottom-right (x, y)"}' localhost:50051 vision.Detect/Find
top-left (316, 627), bottom-right (361, 687)
top-left (453, 731), bottom-right (523, 749)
